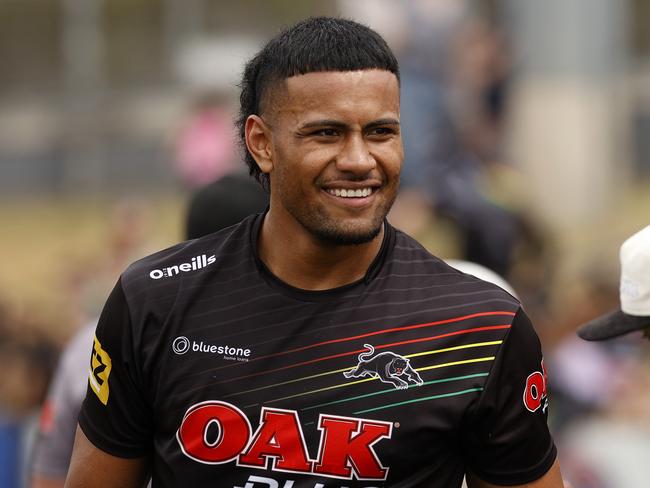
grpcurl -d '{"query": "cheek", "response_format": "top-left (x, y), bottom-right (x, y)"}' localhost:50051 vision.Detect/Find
top-left (298, 142), bottom-right (339, 168)
top-left (279, 146), bottom-right (334, 182)
top-left (270, 151), bottom-right (315, 200)
top-left (373, 143), bottom-right (403, 176)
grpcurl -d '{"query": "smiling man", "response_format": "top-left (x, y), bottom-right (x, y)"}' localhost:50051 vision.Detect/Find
top-left (248, 68), bottom-right (403, 290)
top-left (65, 17), bottom-right (564, 488)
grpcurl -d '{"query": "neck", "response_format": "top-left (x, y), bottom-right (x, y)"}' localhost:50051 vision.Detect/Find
top-left (258, 212), bottom-right (384, 291)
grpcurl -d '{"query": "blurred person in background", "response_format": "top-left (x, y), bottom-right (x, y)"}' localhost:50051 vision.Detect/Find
top-left (0, 303), bottom-right (57, 488)
top-left (173, 91), bottom-right (238, 188)
top-left (65, 199), bottom-right (155, 327)
top-left (27, 199), bottom-right (154, 488)
top-left (185, 172), bottom-right (268, 240)
top-left (29, 322), bottom-right (95, 488)
top-left (400, 10), bottom-right (520, 278)
top-left (29, 177), bottom-right (267, 488)
top-left (64, 17), bottom-right (564, 487)
top-left (577, 225), bottom-right (650, 342)
top-left (549, 225), bottom-right (650, 488)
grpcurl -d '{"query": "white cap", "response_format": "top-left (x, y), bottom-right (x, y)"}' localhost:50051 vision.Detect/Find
top-left (620, 225), bottom-right (650, 316)
top-left (578, 225), bottom-right (650, 341)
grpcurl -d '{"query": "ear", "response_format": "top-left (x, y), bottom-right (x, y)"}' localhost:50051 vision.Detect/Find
top-left (245, 115), bottom-right (274, 174)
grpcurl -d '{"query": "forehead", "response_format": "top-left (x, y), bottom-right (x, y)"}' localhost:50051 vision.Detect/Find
top-left (269, 69), bottom-right (400, 122)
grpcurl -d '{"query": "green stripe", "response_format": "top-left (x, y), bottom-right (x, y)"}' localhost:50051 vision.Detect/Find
top-left (354, 387), bottom-right (484, 414)
top-left (227, 342), bottom-right (500, 399)
top-left (302, 372), bottom-right (489, 411)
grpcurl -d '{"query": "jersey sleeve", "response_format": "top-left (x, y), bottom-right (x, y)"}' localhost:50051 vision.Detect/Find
top-left (461, 307), bottom-right (557, 485)
top-left (77, 277), bottom-right (154, 458)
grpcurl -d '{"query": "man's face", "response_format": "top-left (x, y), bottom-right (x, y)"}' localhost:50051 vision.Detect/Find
top-left (261, 69), bottom-right (403, 245)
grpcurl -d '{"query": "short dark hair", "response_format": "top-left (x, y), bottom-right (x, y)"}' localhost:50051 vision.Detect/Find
top-left (237, 16), bottom-right (400, 189)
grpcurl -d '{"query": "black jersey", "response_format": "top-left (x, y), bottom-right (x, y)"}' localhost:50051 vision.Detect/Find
top-left (79, 214), bottom-right (556, 488)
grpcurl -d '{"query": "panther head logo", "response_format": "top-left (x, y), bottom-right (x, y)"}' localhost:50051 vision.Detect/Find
top-left (343, 344), bottom-right (424, 390)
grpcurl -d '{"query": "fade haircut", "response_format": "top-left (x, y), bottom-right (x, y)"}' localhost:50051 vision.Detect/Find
top-left (237, 16), bottom-right (400, 189)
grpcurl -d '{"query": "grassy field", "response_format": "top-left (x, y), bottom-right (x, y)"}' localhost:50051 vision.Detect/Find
top-left (0, 194), bottom-right (186, 341)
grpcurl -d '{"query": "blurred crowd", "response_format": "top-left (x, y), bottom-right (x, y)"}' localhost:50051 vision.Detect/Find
top-left (1, 1), bottom-right (649, 487)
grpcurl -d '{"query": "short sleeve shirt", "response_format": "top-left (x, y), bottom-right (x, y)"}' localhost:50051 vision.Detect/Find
top-left (78, 214), bottom-right (556, 487)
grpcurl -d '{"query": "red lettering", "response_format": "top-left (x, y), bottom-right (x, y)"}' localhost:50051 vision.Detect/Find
top-left (523, 360), bottom-right (549, 413)
top-left (239, 408), bottom-right (311, 472)
top-left (314, 414), bottom-right (392, 480)
top-left (176, 401), bottom-right (251, 464)
top-left (176, 402), bottom-right (393, 480)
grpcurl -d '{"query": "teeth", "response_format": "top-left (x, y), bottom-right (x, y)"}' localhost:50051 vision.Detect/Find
top-left (327, 188), bottom-right (373, 198)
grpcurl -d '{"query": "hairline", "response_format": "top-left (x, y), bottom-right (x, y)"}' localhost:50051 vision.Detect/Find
top-left (257, 68), bottom-right (401, 120)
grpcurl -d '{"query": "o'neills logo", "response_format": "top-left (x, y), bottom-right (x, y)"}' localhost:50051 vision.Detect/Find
top-left (177, 401), bottom-right (393, 481)
top-left (149, 254), bottom-right (216, 280)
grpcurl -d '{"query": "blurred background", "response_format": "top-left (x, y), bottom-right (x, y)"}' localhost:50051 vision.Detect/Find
top-left (1, 0), bottom-right (649, 487)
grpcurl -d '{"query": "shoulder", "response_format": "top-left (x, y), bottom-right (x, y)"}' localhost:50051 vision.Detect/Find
top-left (389, 228), bottom-right (520, 308)
top-left (444, 259), bottom-right (518, 298)
top-left (121, 215), bottom-right (254, 292)
top-left (388, 228), bottom-right (453, 273)
top-left (116, 215), bottom-right (257, 322)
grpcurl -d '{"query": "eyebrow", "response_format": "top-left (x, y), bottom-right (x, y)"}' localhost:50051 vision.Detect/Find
top-left (298, 118), bottom-right (400, 131)
top-left (364, 118), bottom-right (400, 130)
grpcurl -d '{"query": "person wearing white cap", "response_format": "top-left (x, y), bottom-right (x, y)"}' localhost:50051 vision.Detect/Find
top-left (578, 225), bottom-right (650, 341)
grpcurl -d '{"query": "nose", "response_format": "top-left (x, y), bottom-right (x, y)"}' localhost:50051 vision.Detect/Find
top-left (335, 133), bottom-right (376, 175)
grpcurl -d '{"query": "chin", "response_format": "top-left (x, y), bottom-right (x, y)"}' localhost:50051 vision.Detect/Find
top-left (310, 220), bottom-right (383, 246)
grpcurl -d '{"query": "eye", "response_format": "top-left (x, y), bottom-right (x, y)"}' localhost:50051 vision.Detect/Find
top-left (368, 126), bottom-right (398, 138)
top-left (312, 128), bottom-right (340, 137)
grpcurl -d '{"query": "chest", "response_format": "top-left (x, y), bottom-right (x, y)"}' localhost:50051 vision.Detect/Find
top-left (140, 297), bottom-right (500, 486)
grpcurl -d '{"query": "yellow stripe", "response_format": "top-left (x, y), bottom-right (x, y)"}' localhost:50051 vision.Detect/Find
top-left (416, 356), bottom-right (495, 372)
top-left (226, 340), bottom-right (501, 399)
top-left (406, 340), bottom-right (502, 358)
top-left (265, 356), bottom-right (496, 404)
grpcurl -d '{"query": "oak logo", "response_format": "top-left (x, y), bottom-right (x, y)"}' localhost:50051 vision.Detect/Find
top-left (89, 335), bottom-right (112, 405)
top-left (234, 474), bottom-right (380, 488)
top-left (523, 359), bottom-right (548, 413)
top-left (176, 401), bottom-right (393, 481)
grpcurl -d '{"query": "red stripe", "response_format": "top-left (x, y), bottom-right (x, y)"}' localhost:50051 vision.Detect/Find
top-left (213, 324), bottom-right (511, 385)
top-left (199, 310), bottom-right (516, 378)
top-left (275, 310), bottom-right (515, 358)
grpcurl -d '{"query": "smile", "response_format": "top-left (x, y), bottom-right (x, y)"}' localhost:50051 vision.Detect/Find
top-left (326, 188), bottom-right (374, 198)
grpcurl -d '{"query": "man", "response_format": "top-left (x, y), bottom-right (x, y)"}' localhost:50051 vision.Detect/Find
top-left (578, 225), bottom-right (650, 341)
top-left (65, 17), bottom-right (564, 487)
